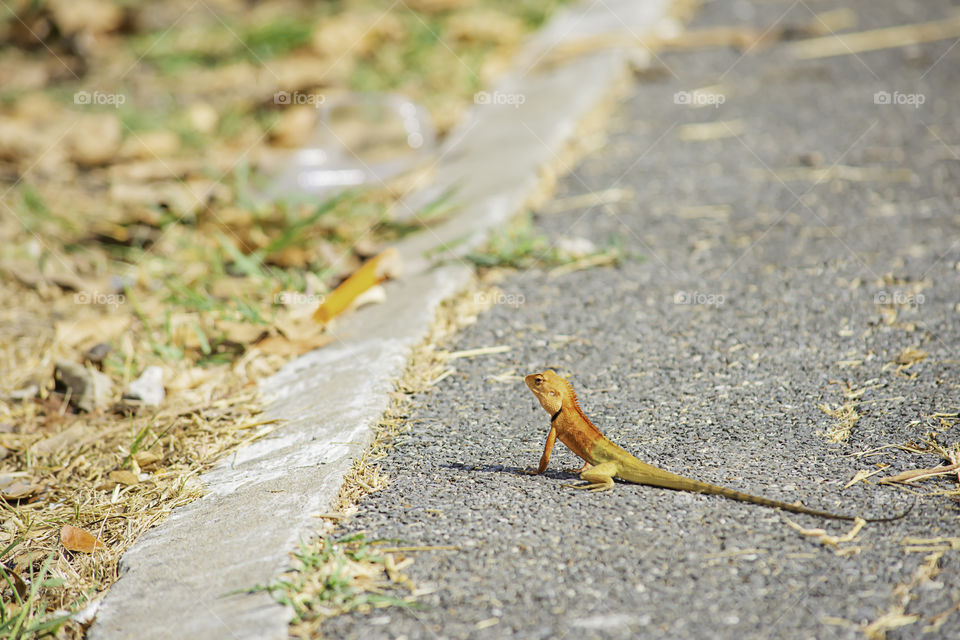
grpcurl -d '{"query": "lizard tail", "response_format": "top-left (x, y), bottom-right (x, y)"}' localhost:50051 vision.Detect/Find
top-left (684, 481), bottom-right (856, 520)
top-left (618, 458), bottom-right (913, 522)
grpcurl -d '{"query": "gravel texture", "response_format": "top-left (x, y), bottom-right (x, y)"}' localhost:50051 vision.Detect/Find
top-left (324, 0), bottom-right (960, 637)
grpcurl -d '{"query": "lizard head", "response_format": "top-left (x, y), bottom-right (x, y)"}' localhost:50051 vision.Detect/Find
top-left (525, 370), bottom-right (566, 415)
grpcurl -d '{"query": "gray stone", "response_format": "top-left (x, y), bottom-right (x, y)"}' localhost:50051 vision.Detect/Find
top-left (121, 365), bottom-right (165, 407)
top-left (54, 359), bottom-right (113, 413)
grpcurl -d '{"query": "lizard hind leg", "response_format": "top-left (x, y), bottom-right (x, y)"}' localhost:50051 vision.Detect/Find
top-left (563, 461), bottom-right (617, 492)
top-left (566, 461), bottom-right (593, 475)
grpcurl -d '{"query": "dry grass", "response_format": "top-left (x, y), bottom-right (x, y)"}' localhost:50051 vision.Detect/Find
top-left (818, 401), bottom-right (861, 443)
top-left (256, 533), bottom-right (419, 639)
top-left (0, 0), bottom-right (686, 631)
top-left (0, 0), bottom-right (573, 632)
top-left (817, 379), bottom-right (882, 443)
top-left (252, 280), bottom-right (495, 637)
top-left (0, 375), bottom-right (283, 637)
top-left (863, 549), bottom-right (943, 639)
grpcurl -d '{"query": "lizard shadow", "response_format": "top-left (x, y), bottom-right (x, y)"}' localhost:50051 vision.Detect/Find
top-left (444, 461), bottom-right (574, 482)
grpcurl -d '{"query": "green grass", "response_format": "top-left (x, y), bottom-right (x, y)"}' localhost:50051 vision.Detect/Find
top-left (0, 541), bottom-right (70, 639)
top-left (122, 420), bottom-right (153, 469)
top-left (12, 184), bottom-right (79, 238)
top-left (243, 19), bottom-right (313, 61)
top-left (466, 212), bottom-right (633, 270)
top-left (251, 533), bottom-right (414, 629)
top-left (466, 212), bottom-right (555, 268)
top-left (133, 16), bottom-right (313, 74)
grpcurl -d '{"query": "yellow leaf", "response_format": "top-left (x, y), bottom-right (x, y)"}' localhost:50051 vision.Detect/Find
top-left (314, 247), bottom-right (401, 324)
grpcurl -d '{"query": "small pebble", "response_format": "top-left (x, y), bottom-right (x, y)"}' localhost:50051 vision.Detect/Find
top-left (122, 366), bottom-right (165, 407)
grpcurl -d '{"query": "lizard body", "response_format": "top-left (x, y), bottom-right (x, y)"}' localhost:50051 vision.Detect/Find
top-left (525, 370), bottom-right (906, 522)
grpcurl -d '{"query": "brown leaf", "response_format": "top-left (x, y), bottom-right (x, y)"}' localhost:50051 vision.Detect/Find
top-left (133, 450), bottom-right (163, 468)
top-left (109, 470), bottom-right (139, 485)
top-left (60, 524), bottom-right (104, 553)
top-left (446, 10), bottom-right (524, 44)
top-left (0, 474), bottom-right (43, 501)
top-left (4, 565), bottom-right (27, 599)
top-left (273, 312), bottom-right (324, 341)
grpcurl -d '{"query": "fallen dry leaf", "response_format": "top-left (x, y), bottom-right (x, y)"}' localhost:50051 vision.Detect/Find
top-left (119, 130), bottom-right (181, 160)
top-left (133, 450), bottom-right (163, 468)
top-left (2, 565), bottom-right (27, 600)
top-left (109, 470), bottom-right (139, 485)
top-left (314, 247), bottom-right (402, 324)
top-left (60, 524), bottom-right (104, 553)
top-left (0, 474), bottom-right (43, 501)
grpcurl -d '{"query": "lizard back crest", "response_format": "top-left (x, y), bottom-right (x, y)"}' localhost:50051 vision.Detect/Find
top-left (564, 379), bottom-right (583, 411)
top-left (561, 377), bottom-right (602, 433)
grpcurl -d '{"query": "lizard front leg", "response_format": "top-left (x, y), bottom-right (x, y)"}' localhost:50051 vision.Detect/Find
top-left (564, 461), bottom-right (617, 491)
top-left (523, 423), bottom-right (558, 475)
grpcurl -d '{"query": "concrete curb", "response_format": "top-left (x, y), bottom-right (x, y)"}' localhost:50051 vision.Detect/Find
top-left (88, 2), bottom-right (673, 638)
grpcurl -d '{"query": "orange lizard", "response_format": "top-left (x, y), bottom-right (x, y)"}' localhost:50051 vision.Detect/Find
top-left (525, 370), bottom-right (909, 522)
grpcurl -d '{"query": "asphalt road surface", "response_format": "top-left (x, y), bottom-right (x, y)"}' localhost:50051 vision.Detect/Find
top-left (324, 0), bottom-right (960, 637)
